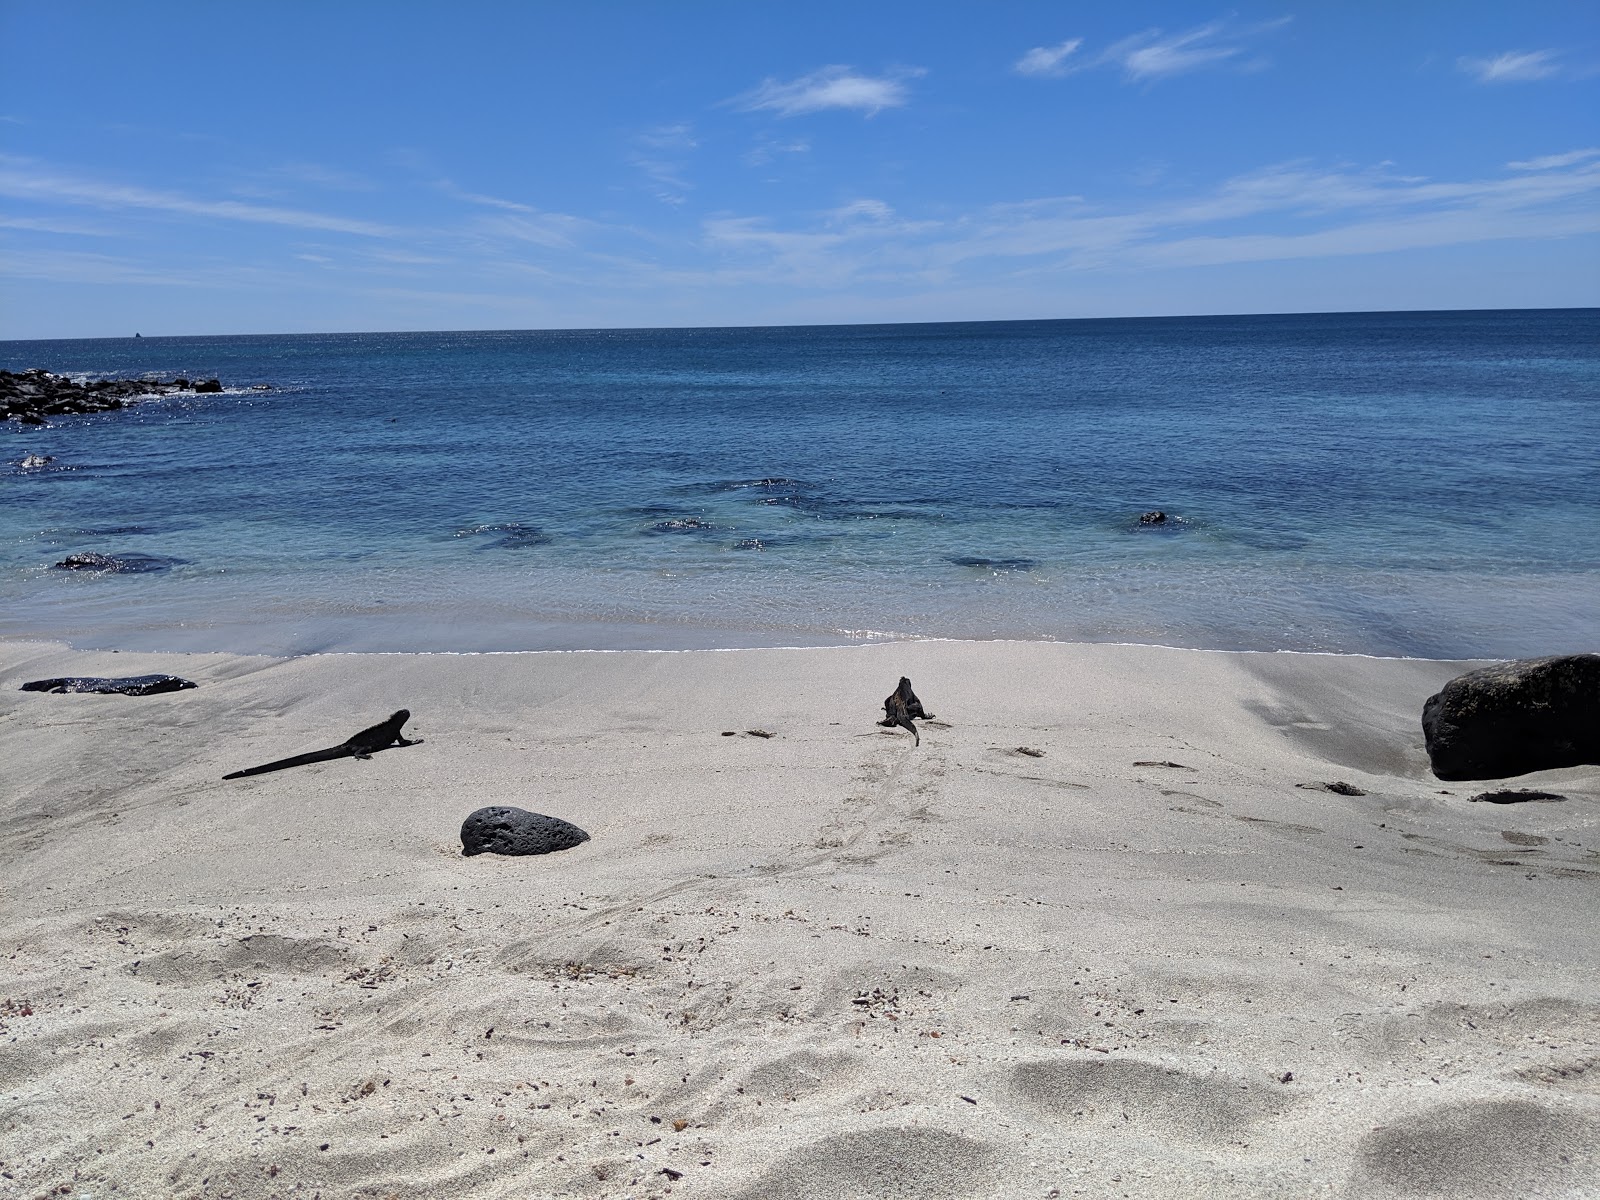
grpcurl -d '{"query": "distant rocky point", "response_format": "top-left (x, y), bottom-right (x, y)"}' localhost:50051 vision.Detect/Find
top-left (0, 368), bottom-right (253, 424)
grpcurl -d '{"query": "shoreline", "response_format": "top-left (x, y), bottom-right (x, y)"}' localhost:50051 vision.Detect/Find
top-left (3, 636), bottom-right (1596, 1197)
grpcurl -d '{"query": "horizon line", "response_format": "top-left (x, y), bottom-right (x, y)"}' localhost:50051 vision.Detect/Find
top-left (2, 304), bottom-right (1596, 345)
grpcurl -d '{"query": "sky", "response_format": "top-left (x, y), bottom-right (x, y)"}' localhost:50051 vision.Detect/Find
top-left (1, 1), bottom-right (1597, 338)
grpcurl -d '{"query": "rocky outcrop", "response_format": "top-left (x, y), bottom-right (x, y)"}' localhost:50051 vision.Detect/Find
top-left (0, 368), bottom-right (235, 424)
top-left (1422, 654), bottom-right (1600, 780)
top-left (461, 806), bottom-right (591, 857)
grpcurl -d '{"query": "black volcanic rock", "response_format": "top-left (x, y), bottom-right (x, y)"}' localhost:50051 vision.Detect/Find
top-left (1422, 654), bottom-right (1600, 780)
top-left (460, 806), bottom-right (591, 857)
top-left (1, 369), bottom-right (236, 424)
top-left (21, 674), bottom-right (198, 696)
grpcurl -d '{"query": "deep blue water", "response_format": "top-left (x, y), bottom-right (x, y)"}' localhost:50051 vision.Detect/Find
top-left (2, 310), bottom-right (1597, 657)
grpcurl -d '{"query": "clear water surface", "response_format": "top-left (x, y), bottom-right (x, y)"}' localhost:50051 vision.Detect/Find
top-left (2, 310), bottom-right (1596, 657)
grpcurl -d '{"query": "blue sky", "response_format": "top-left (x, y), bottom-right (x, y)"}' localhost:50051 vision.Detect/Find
top-left (1, 1), bottom-right (1596, 338)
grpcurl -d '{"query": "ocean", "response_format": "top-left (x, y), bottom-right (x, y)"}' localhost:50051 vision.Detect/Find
top-left (2, 310), bottom-right (1596, 658)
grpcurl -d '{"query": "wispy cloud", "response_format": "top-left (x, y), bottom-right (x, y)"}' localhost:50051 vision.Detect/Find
top-left (1014, 39), bottom-right (1083, 78)
top-left (734, 66), bottom-right (923, 117)
top-left (1508, 148), bottom-right (1600, 171)
top-left (630, 123), bottom-right (698, 205)
top-left (1459, 49), bottom-right (1561, 83)
top-left (1016, 19), bottom-right (1289, 84)
top-left (683, 154), bottom-right (1600, 288)
top-left (0, 156), bottom-right (402, 237)
top-left (435, 177), bottom-right (538, 214)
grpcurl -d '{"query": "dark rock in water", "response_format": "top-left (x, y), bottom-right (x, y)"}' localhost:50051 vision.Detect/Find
top-left (1422, 654), bottom-right (1600, 780)
top-left (947, 555), bottom-right (1036, 571)
top-left (647, 517), bottom-right (716, 535)
top-left (733, 537), bottom-right (767, 550)
top-left (21, 674), bottom-right (198, 695)
top-left (52, 551), bottom-right (186, 573)
top-left (1, 368), bottom-right (237, 423)
top-left (1139, 511), bottom-right (1168, 524)
top-left (18, 453), bottom-right (54, 470)
top-left (455, 522), bottom-right (552, 549)
top-left (461, 806), bottom-right (590, 857)
top-left (1468, 789), bottom-right (1566, 804)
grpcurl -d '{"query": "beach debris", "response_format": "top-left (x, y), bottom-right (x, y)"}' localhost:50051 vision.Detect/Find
top-left (21, 674), bottom-right (197, 696)
top-left (1468, 789), bottom-right (1567, 805)
top-left (460, 805), bottom-right (590, 856)
top-left (1422, 654), bottom-right (1600, 780)
top-left (1014, 746), bottom-right (1045, 757)
top-left (1296, 780), bottom-right (1367, 796)
top-left (223, 709), bottom-right (421, 779)
top-left (1133, 760), bottom-right (1193, 769)
top-left (745, 728), bottom-right (775, 738)
top-left (51, 551), bottom-right (187, 573)
top-left (879, 677), bottom-right (935, 746)
top-left (721, 730), bottom-right (738, 736)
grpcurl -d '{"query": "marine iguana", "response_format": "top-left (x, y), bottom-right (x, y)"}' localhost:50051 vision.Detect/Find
top-left (878, 677), bottom-right (934, 746)
top-left (223, 710), bottom-right (420, 779)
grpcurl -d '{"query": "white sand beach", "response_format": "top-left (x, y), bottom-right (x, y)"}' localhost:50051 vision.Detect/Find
top-left (1, 639), bottom-right (1596, 1199)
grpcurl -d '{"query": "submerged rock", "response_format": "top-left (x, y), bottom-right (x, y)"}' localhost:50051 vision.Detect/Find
top-left (1422, 654), bottom-right (1600, 780)
top-left (52, 551), bottom-right (186, 573)
top-left (646, 517), bottom-right (716, 535)
top-left (947, 555), bottom-right (1036, 571)
top-left (460, 806), bottom-right (591, 857)
top-left (455, 522), bottom-right (552, 549)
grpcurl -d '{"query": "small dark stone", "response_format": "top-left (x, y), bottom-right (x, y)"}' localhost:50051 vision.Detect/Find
top-left (1139, 511), bottom-right (1168, 524)
top-left (21, 674), bottom-right (197, 695)
top-left (1422, 654), bottom-right (1600, 780)
top-left (192, 378), bottom-right (223, 393)
top-left (461, 806), bottom-right (590, 857)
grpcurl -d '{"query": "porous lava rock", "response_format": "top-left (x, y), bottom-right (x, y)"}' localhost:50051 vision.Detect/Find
top-left (1422, 654), bottom-right (1600, 780)
top-left (21, 675), bottom-right (198, 695)
top-left (460, 806), bottom-right (590, 857)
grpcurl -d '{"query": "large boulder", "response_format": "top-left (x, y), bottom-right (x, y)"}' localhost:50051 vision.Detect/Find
top-left (460, 806), bottom-right (590, 857)
top-left (1422, 654), bottom-right (1600, 780)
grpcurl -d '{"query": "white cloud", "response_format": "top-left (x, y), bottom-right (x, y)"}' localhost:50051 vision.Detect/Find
top-left (829, 199), bottom-right (895, 223)
top-left (683, 153), bottom-right (1600, 288)
top-left (1021, 19), bottom-right (1289, 84)
top-left (0, 156), bottom-right (402, 237)
top-left (1014, 39), bottom-right (1083, 78)
top-left (1508, 148), bottom-right (1600, 171)
top-left (1459, 50), bottom-right (1561, 83)
top-left (735, 66), bottom-right (922, 117)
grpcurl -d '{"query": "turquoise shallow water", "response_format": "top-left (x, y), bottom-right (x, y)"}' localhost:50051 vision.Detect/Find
top-left (2, 310), bottom-right (1597, 657)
